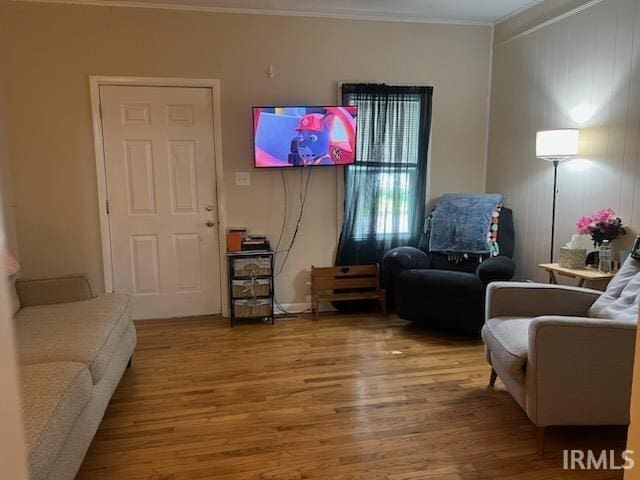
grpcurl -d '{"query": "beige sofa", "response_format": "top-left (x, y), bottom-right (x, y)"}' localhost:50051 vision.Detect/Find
top-left (9, 275), bottom-right (136, 480)
top-left (482, 256), bottom-right (639, 454)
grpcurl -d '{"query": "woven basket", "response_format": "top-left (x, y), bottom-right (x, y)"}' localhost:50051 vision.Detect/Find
top-left (232, 257), bottom-right (271, 277)
top-left (232, 279), bottom-right (270, 298)
top-left (233, 299), bottom-right (271, 318)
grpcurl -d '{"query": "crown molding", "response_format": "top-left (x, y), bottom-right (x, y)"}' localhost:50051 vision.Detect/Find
top-left (494, 0), bottom-right (603, 46)
top-left (494, 0), bottom-right (546, 25)
top-left (10, 0), bottom-right (498, 26)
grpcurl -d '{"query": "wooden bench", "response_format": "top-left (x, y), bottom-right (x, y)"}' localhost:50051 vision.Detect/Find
top-left (310, 264), bottom-right (386, 320)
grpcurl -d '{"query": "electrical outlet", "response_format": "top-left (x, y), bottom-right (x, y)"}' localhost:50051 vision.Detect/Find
top-left (235, 171), bottom-right (251, 186)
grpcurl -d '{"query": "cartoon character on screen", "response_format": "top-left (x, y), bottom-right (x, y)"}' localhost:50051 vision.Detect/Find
top-left (290, 113), bottom-right (335, 165)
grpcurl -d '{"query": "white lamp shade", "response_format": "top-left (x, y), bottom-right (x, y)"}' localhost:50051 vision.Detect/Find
top-left (536, 129), bottom-right (579, 159)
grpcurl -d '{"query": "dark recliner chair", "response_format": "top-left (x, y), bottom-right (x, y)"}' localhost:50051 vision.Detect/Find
top-left (382, 208), bottom-right (516, 334)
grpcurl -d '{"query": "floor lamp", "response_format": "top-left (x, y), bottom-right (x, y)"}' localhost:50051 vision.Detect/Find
top-left (536, 129), bottom-right (580, 263)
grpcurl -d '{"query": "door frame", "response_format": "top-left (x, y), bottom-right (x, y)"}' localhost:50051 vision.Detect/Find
top-left (89, 76), bottom-right (229, 316)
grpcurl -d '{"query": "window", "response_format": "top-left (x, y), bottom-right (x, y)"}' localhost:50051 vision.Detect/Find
top-left (336, 84), bottom-right (432, 266)
top-left (346, 94), bottom-right (421, 239)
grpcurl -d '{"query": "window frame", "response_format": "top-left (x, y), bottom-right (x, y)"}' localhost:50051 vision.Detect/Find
top-left (342, 88), bottom-right (425, 242)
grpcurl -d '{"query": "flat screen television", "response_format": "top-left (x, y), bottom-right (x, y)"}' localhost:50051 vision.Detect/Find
top-left (253, 106), bottom-right (358, 167)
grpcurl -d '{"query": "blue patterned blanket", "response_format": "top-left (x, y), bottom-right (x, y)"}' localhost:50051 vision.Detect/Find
top-left (429, 193), bottom-right (503, 257)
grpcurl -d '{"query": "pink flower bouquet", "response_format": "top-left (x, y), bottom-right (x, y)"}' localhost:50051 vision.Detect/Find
top-left (576, 208), bottom-right (625, 246)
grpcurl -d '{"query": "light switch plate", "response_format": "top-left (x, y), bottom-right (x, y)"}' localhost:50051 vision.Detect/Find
top-left (235, 171), bottom-right (251, 186)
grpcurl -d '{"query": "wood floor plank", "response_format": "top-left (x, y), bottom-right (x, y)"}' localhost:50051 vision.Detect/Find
top-left (77, 314), bottom-right (626, 479)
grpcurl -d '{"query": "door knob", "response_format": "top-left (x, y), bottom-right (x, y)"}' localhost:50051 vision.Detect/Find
top-left (205, 203), bottom-right (215, 211)
top-left (206, 220), bottom-right (216, 228)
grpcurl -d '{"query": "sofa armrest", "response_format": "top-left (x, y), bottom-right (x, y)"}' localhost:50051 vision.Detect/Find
top-left (526, 316), bottom-right (636, 426)
top-left (16, 275), bottom-right (94, 307)
top-left (476, 256), bottom-right (516, 284)
top-left (381, 246), bottom-right (431, 291)
top-left (486, 282), bottom-right (601, 320)
top-left (382, 247), bottom-right (431, 273)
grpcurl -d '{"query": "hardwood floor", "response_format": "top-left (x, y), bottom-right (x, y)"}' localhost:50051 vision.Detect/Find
top-left (77, 314), bottom-right (626, 480)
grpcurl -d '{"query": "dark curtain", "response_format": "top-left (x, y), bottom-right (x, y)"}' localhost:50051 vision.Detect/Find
top-left (335, 84), bottom-right (433, 266)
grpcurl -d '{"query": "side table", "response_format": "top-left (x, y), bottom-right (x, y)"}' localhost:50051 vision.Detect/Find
top-left (538, 263), bottom-right (615, 290)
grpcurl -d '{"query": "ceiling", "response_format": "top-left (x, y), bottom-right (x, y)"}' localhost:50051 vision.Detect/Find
top-left (24, 0), bottom-right (543, 25)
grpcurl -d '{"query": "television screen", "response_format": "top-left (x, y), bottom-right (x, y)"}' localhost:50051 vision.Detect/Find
top-left (253, 106), bottom-right (357, 167)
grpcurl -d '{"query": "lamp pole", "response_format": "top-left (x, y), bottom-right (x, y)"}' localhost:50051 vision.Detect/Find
top-left (550, 159), bottom-right (559, 263)
top-left (536, 129), bottom-right (580, 263)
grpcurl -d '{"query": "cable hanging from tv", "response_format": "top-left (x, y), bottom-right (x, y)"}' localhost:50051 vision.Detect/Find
top-left (273, 168), bottom-right (313, 316)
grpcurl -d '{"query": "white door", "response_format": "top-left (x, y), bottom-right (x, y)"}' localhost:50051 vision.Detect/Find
top-left (100, 85), bottom-right (221, 319)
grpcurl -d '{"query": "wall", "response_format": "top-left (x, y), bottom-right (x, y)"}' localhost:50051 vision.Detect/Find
top-left (0, 2), bottom-right (492, 306)
top-left (487, 0), bottom-right (640, 282)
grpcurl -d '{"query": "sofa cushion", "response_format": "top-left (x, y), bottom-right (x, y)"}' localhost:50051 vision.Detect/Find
top-left (20, 362), bottom-right (92, 480)
top-left (16, 274), bottom-right (94, 307)
top-left (588, 256), bottom-right (640, 323)
top-left (481, 316), bottom-right (532, 384)
top-left (15, 294), bottom-right (131, 383)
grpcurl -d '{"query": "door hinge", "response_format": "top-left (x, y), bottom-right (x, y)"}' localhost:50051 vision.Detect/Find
top-left (106, 199), bottom-right (110, 214)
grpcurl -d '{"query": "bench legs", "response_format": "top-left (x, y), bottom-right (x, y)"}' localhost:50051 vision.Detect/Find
top-left (311, 294), bottom-right (387, 320)
top-left (311, 294), bottom-right (319, 321)
top-left (310, 285), bottom-right (386, 320)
